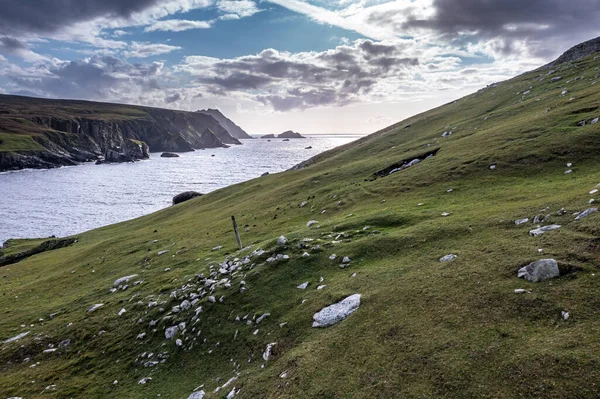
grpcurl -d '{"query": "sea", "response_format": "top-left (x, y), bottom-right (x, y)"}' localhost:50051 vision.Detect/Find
top-left (0, 135), bottom-right (362, 245)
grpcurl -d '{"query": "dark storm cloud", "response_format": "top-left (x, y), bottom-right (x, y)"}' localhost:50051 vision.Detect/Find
top-left (0, 36), bottom-right (28, 51)
top-left (0, 0), bottom-right (162, 36)
top-left (371, 0), bottom-right (600, 58)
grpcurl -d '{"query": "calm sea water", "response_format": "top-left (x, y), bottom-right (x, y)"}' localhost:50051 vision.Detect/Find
top-left (0, 135), bottom-right (361, 244)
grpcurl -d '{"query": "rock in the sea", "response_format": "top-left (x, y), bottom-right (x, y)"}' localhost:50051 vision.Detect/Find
top-left (161, 152), bottom-right (180, 158)
top-left (312, 294), bottom-right (361, 328)
top-left (529, 225), bottom-right (561, 236)
top-left (518, 259), bottom-right (560, 283)
top-left (173, 191), bottom-right (204, 205)
top-left (575, 208), bottom-right (598, 220)
top-left (439, 254), bottom-right (457, 263)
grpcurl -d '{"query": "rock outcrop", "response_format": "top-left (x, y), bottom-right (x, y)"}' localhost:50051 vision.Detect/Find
top-left (197, 108), bottom-right (252, 140)
top-left (278, 130), bottom-right (305, 139)
top-left (0, 94), bottom-right (243, 171)
top-left (547, 36), bottom-right (600, 67)
top-left (173, 191), bottom-right (204, 205)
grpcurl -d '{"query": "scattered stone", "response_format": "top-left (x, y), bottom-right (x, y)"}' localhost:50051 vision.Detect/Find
top-left (137, 333), bottom-right (147, 340)
top-left (165, 326), bottom-right (179, 340)
top-left (329, 254), bottom-right (337, 260)
top-left (158, 250), bottom-right (169, 256)
top-left (590, 189), bottom-right (599, 195)
top-left (317, 285), bottom-right (326, 290)
top-left (565, 169), bottom-right (573, 174)
top-left (312, 294), bottom-right (361, 328)
top-left (557, 208), bottom-right (567, 216)
top-left (515, 218), bottom-right (529, 225)
top-left (87, 304), bottom-right (104, 313)
top-left (3, 331), bottom-right (30, 344)
top-left (302, 252), bottom-right (310, 258)
top-left (118, 308), bottom-right (126, 316)
top-left (518, 259), bottom-right (560, 283)
top-left (297, 282), bottom-right (309, 290)
top-left (567, 163), bottom-right (573, 167)
top-left (138, 377), bottom-right (152, 385)
top-left (277, 236), bottom-right (288, 245)
top-left (256, 313), bottom-right (270, 324)
top-left (550, 76), bottom-right (562, 82)
top-left (176, 339), bottom-right (183, 347)
top-left (529, 225), bottom-right (561, 236)
top-left (307, 220), bottom-right (319, 228)
top-left (212, 246), bottom-right (223, 251)
top-left (490, 165), bottom-right (497, 170)
top-left (561, 311), bottom-right (570, 320)
top-left (300, 201), bottom-right (308, 208)
top-left (58, 339), bottom-right (70, 348)
top-left (514, 289), bottom-right (528, 294)
top-left (208, 296), bottom-right (216, 303)
top-left (575, 208), bottom-right (598, 220)
top-left (441, 212), bottom-right (451, 217)
top-left (439, 254), bottom-right (457, 263)
top-left (114, 275), bottom-right (138, 287)
top-left (262, 343), bottom-right (276, 361)
top-left (591, 117), bottom-right (599, 125)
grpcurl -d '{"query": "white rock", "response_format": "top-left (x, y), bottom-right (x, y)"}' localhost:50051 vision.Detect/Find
top-left (118, 308), bottom-right (126, 316)
top-left (137, 333), bottom-right (146, 340)
top-left (262, 343), bottom-right (276, 361)
top-left (3, 331), bottom-right (30, 343)
top-left (342, 256), bottom-right (351, 264)
top-left (439, 254), bottom-right (457, 263)
top-left (329, 254), bottom-right (337, 260)
top-left (277, 236), bottom-right (288, 245)
top-left (489, 165), bottom-right (497, 170)
top-left (165, 326), bottom-right (179, 340)
top-left (256, 313), bottom-right (270, 324)
top-left (113, 274), bottom-right (138, 287)
top-left (561, 311), bottom-right (570, 320)
top-left (565, 169), bottom-right (573, 174)
top-left (280, 371), bottom-right (288, 378)
top-left (515, 218), bottom-right (530, 225)
top-left (187, 391), bottom-right (205, 399)
top-left (590, 189), bottom-right (599, 195)
top-left (575, 208), bottom-right (598, 220)
top-left (297, 282), bottom-right (309, 290)
top-left (176, 339), bottom-right (183, 347)
top-left (312, 294), bottom-right (361, 328)
top-left (138, 377), bottom-right (152, 385)
top-left (212, 246), bottom-right (223, 251)
top-left (87, 304), bottom-right (104, 313)
top-left (208, 296), bottom-right (216, 303)
top-left (518, 259), bottom-right (560, 283)
top-left (441, 212), bottom-right (451, 217)
top-left (529, 225), bottom-right (561, 236)
top-left (227, 388), bottom-right (236, 399)
top-left (351, 273), bottom-right (357, 278)
top-left (157, 250), bottom-right (169, 256)
top-left (43, 348), bottom-right (57, 353)
top-left (591, 117), bottom-right (599, 125)
top-left (567, 163), bottom-right (573, 167)
top-left (514, 289), bottom-right (528, 294)
top-left (307, 220), bottom-right (319, 228)
top-left (302, 252), bottom-right (310, 258)
top-left (300, 201), bottom-right (308, 208)
top-left (317, 285), bottom-right (327, 290)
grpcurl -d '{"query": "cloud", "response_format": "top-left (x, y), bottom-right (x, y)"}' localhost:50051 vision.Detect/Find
top-left (178, 39), bottom-right (421, 110)
top-left (165, 92), bottom-right (183, 102)
top-left (124, 42), bottom-right (182, 58)
top-left (145, 19), bottom-right (214, 32)
top-left (0, 36), bottom-right (50, 62)
top-left (216, 0), bottom-right (261, 18)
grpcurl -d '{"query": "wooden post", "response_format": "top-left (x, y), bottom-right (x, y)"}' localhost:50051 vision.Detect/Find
top-left (231, 216), bottom-right (243, 250)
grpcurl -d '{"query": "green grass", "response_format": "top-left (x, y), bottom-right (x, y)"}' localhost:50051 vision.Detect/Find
top-left (0, 132), bottom-right (45, 152)
top-left (1, 54), bottom-right (600, 398)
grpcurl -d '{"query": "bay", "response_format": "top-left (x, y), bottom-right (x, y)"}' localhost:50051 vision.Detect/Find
top-left (0, 135), bottom-right (361, 244)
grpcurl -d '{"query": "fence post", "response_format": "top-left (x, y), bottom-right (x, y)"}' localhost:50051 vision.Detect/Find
top-left (231, 216), bottom-right (243, 250)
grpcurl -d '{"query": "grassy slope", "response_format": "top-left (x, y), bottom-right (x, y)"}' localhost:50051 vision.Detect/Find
top-left (1, 55), bottom-right (600, 398)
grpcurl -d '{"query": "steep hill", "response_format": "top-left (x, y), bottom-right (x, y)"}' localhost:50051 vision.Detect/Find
top-left (0, 95), bottom-right (242, 171)
top-left (1, 39), bottom-right (600, 398)
top-left (198, 108), bottom-right (253, 140)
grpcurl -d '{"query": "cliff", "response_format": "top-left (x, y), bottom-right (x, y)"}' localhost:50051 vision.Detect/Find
top-left (0, 95), bottom-right (242, 171)
top-left (197, 108), bottom-right (253, 139)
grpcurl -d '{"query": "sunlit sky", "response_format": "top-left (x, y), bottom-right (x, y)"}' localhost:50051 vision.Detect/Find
top-left (0, 0), bottom-right (599, 134)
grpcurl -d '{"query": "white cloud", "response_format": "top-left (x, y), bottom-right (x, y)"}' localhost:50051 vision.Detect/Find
top-left (124, 42), bottom-right (183, 58)
top-left (145, 19), bottom-right (214, 32)
top-left (216, 0), bottom-right (261, 18)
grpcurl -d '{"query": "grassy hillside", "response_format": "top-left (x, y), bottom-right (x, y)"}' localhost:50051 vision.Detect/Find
top-left (1, 51), bottom-right (600, 398)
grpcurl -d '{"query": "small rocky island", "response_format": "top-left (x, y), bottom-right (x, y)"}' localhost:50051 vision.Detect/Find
top-left (260, 130), bottom-right (305, 139)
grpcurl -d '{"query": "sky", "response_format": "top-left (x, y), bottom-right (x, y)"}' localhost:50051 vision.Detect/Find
top-left (0, 1), bottom-right (599, 135)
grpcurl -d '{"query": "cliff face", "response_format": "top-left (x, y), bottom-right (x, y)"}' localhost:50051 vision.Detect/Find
top-left (0, 95), bottom-right (242, 171)
top-left (197, 108), bottom-right (253, 139)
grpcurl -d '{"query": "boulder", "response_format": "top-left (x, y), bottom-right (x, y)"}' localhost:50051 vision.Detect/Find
top-left (161, 152), bottom-right (180, 158)
top-left (529, 225), bottom-right (561, 236)
top-left (439, 254), bottom-right (457, 263)
top-left (277, 236), bottom-right (288, 245)
top-left (173, 191), bottom-right (204, 205)
top-left (575, 208), bottom-right (598, 220)
top-left (187, 391), bottom-right (206, 399)
top-left (307, 220), bottom-right (319, 228)
top-left (312, 294), bottom-right (361, 328)
top-left (518, 259), bottom-right (560, 282)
